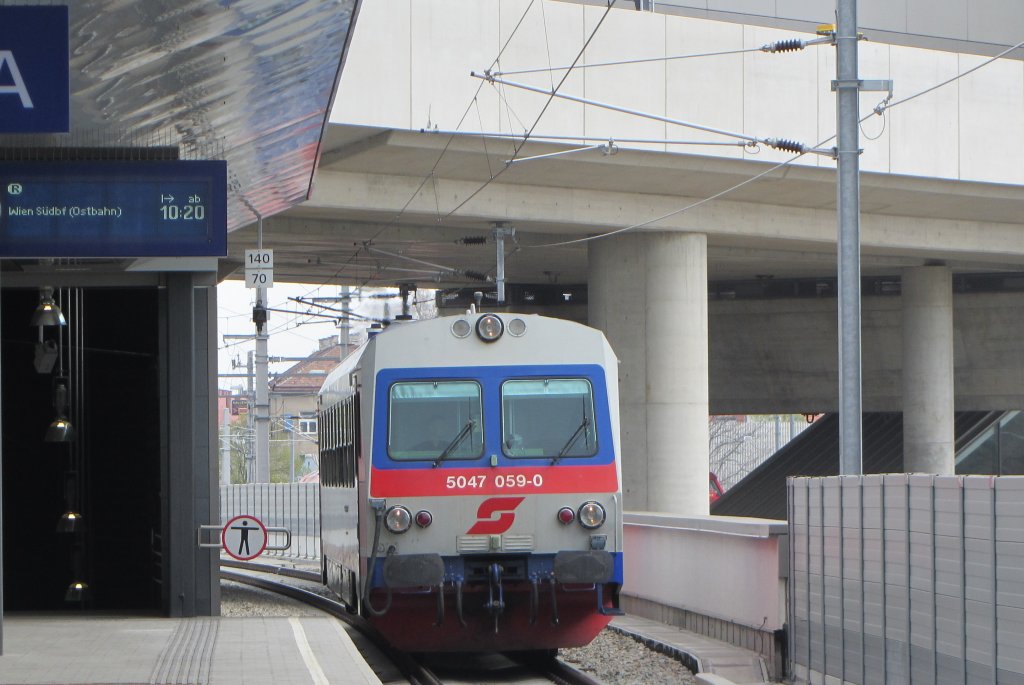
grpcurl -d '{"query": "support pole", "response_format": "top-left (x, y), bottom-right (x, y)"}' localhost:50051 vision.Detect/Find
top-left (253, 214), bottom-right (270, 483)
top-left (220, 407), bottom-right (231, 486)
top-left (254, 289), bottom-right (270, 483)
top-left (493, 223), bottom-right (514, 306)
top-left (245, 350), bottom-right (254, 482)
top-left (836, 0), bottom-right (863, 474)
top-left (340, 286), bottom-right (351, 349)
top-left (289, 417), bottom-right (296, 483)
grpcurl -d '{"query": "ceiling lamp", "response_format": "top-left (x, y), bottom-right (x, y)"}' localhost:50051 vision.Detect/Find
top-left (30, 286), bottom-right (66, 327)
top-left (57, 511), bottom-right (84, 533)
top-left (64, 580), bottom-right (90, 602)
top-left (45, 379), bottom-right (74, 442)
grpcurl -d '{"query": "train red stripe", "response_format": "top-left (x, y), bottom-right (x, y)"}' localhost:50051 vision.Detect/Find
top-left (370, 463), bottom-right (618, 497)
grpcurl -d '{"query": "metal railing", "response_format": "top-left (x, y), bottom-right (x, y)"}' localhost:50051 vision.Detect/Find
top-left (219, 483), bottom-right (320, 560)
top-left (711, 415), bottom-right (811, 490)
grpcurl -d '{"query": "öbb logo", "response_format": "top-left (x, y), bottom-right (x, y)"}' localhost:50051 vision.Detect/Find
top-left (466, 496), bottom-right (525, 535)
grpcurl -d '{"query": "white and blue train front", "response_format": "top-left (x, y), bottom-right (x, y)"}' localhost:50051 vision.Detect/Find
top-left (319, 312), bottom-right (624, 652)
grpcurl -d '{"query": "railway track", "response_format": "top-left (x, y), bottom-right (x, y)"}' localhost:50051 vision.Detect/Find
top-left (220, 560), bottom-right (606, 685)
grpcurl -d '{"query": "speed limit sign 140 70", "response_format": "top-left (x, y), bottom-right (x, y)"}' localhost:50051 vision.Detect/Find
top-left (244, 249), bottom-right (273, 289)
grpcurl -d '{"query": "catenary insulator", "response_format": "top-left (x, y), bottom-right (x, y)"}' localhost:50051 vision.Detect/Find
top-left (463, 270), bottom-right (489, 282)
top-left (457, 236), bottom-right (488, 245)
top-left (766, 138), bottom-right (806, 154)
top-left (763, 39), bottom-right (805, 53)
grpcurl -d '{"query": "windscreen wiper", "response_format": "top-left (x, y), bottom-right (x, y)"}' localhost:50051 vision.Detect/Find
top-left (553, 417), bottom-right (589, 464)
top-left (432, 419), bottom-right (476, 468)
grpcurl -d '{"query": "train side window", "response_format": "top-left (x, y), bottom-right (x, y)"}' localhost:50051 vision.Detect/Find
top-left (501, 378), bottom-right (598, 459)
top-left (320, 393), bottom-right (359, 488)
top-left (388, 381), bottom-right (483, 462)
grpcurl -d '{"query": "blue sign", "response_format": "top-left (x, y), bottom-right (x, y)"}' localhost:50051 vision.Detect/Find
top-left (0, 6), bottom-right (70, 133)
top-left (0, 161), bottom-right (227, 258)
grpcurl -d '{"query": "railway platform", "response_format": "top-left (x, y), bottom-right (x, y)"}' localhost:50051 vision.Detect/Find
top-left (0, 614), bottom-right (382, 685)
top-left (611, 614), bottom-right (771, 685)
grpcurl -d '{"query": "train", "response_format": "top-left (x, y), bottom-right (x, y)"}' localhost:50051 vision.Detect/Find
top-left (317, 310), bottom-right (623, 652)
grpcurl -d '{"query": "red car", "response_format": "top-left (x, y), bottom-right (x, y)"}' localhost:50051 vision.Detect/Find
top-left (709, 472), bottom-right (724, 503)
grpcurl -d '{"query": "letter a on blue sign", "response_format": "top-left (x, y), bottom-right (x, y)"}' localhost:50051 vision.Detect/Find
top-left (0, 6), bottom-right (70, 133)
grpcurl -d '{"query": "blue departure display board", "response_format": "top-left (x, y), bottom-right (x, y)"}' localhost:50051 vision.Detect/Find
top-left (0, 160), bottom-right (227, 258)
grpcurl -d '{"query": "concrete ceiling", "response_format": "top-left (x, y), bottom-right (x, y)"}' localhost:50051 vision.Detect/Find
top-left (226, 123), bottom-right (1024, 290)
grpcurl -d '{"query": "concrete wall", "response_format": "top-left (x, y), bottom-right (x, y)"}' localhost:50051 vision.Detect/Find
top-left (334, 0), bottom-right (1024, 186)
top-left (709, 291), bottom-right (1024, 414)
top-left (623, 512), bottom-right (788, 678)
top-left (635, 0), bottom-right (1024, 55)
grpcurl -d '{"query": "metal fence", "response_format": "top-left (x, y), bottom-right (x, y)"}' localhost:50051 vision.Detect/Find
top-left (711, 415), bottom-right (811, 489)
top-left (789, 474), bottom-right (1024, 685)
top-left (220, 483), bottom-right (320, 560)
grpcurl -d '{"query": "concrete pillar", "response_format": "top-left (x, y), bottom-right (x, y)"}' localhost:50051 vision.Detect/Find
top-left (589, 232), bottom-right (709, 515)
top-left (589, 234), bottom-right (648, 510)
top-left (165, 274), bottom-right (219, 616)
top-left (645, 233), bottom-right (709, 515)
top-left (902, 265), bottom-right (954, 473)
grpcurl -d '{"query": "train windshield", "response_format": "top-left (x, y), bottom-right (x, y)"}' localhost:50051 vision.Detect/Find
top-left (387, 380), bottom-right (484, 462)
top-left (501, 378), bottom-right (597, 459)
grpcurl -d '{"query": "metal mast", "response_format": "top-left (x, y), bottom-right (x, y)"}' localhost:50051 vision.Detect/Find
top-left (835, 0), bottom-right (863, 474)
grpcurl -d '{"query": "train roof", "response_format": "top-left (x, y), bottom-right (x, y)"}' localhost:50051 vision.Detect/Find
top-left (318, 312), bottom-right (616, 395)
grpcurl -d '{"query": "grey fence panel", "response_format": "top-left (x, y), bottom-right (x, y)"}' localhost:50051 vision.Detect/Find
top-left (220, 483), bottom-right (320, 560)
top-left (790, 475), bottom-right (1024, 684)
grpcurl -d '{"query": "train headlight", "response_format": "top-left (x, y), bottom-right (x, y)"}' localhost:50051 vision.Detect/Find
top-left (577, 501), bottom-right (606, 529)
top-left (451, 319), bottom-right (472, 338)
top-left (475, 314), bottom-right (504, 342)
top-left (507, 317), bottom-right (527, 337)
top-left (415, 510), bottom-right (433, 528)
top-left (385, 505), bottom-right (412, 534)
top-left (557, 507), bottom-right (576, 525)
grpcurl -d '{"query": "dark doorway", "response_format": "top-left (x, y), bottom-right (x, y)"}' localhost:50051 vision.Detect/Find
top-left (2, 287), bottom-right (162, 611)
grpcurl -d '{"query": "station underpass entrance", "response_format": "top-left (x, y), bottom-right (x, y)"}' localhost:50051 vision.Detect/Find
top-left (0, 275), bottom-right (219, 618)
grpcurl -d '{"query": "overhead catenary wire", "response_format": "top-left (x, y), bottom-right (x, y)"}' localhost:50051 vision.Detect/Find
top-left (474, 73), bottom-right (831, 156)
top-left (303, 0), bottom-right (548, 298)
top-left (874, 37), bottom-right (1024, 114)
top-left (524, 33), bottom-right (1024, 249)
top-left (422, 129), bottom-right (750, 148)
top-left (505, 143), bottom-right (611, 165)
top-left (491, 36), bottom-right (831, 76)
top-left (440, 1), bottom-right (620, 221)
top-left (228, 1), bottom-right (546, 319)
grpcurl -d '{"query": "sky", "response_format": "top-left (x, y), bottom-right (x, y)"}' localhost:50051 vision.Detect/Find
top-left (216, 281), bottom-right (392, 391)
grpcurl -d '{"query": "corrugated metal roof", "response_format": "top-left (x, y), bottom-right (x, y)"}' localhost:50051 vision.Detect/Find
top-left (0, 0), bottom-right (359, 231)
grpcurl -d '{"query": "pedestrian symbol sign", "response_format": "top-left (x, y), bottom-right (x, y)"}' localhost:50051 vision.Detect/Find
top-left (221, 515), bottom-right (268, 561)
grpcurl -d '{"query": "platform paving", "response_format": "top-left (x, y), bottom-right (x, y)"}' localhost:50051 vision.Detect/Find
top-left (610, 614), bottom-right (771, 685)
top-left (0, 614), bottom-right (382, 685)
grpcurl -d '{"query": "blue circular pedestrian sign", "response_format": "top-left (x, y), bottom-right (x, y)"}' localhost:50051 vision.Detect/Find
top-left (221, 515), bottom-right (268, 561)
